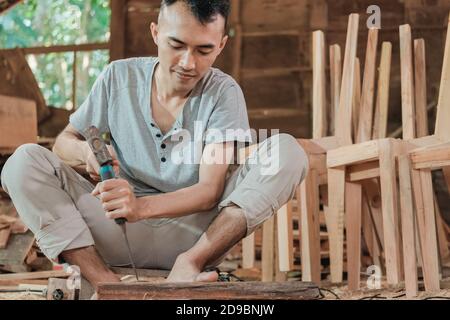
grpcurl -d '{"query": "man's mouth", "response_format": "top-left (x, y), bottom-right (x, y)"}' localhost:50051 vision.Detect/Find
top-left (175, 71), bottom-right (196, 80)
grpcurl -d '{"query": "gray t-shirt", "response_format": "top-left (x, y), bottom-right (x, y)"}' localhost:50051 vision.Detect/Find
top-left (70, 57), bottom-right (251, 197)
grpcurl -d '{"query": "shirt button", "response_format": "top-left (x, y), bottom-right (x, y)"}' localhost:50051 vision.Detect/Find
top-left (151, 123), bottom-right (155, 127)
top-left (156, 133), bottom-right (162, 138)
top-left (161, 143), bottom-right (166, 149)
top-left (161, 157), bottom-right (167, 162)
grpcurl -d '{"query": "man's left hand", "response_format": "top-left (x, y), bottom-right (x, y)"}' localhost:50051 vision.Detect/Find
top-left (91, 179), bottom-right (141, 223)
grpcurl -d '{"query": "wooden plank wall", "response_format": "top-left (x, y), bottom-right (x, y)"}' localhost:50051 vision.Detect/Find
top-left (110, 0), bottom-right (450, 139)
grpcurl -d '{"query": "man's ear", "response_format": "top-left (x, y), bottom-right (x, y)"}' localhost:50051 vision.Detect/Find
top-left (150, 22), bottom-right (159, 46)
top-left (217, 35), bottom-right (228, 54)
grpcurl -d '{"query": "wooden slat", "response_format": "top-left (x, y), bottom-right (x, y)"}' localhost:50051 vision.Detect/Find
top-left (435, 15), bottom-right (450, 140)
top-left (312, 30), bottom-right (327, 139)
top-left (97, 281), bottom-right (321, 300)
top-left (414, 39), bottom-right (429, 138)
top-left (261, 216), bottom-right (275, 282)
top-left (378, 139), bottom-right (402, 285)
top-left (345, 182), bottom-right (362, 291)
top-left (348, 161), bottom-right (380, 181)
top-left (335, 13), bottom-right (359, 146)
top-left (372, 42), bottom-right (392, 140)
top-left (0, 270), bottom-right (71, 281)
top-left (399, 24), bottom-right (416, 140)
top-left (398, 155), bottom-right (418, 298)
top-left (352, 58), bottom-right (361, 139)
top-left (327, 140), bottom-right (380, 168)
top-left (299, 170), bottom-right (321, 283)
top-left (242, 233), bottom-right (255, 269)
top-left (434, 197), bottom-right (450, 262)
top-left (329, 44), bottom-right (342, 135)
top-left (356, 28), bottom-right (379, 143)
top-left (327, 166), bottom-right (346, 283)
top-left (276, 202), bottom-right (293, 272)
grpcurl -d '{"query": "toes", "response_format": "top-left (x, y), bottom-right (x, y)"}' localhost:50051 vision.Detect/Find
top-left (195, 271), bottom-right (219, 282)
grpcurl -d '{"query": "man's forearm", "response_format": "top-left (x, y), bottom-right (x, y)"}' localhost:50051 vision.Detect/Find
top-left (136, 183), bottom-right (222, 220)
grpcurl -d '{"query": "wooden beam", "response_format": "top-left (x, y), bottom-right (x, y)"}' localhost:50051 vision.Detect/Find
top-left (352, 58), bottom-right (361, 139)
top-left (312, 30), bottom-right (327, 139)
top-left (261, 216), bottom-right (275, 282)
top-left (110, 0), bottom-right (127, 61)
top-left (276, 203), bottom-right (293, 272)
top-left (398, 155), bottom-right (418, 298)
top-left (329, 44), bottom-right (342, 135)
top-left (335, 13), bottom-right (359, 146)
top-left (97, 281), bottom-right (321, 300)
top-left (356, 28), bottom-right (379, 143)
top-left (0, 270), bottom-right (71, 281)
top-left (372, 42), bottom-right (392, 140)
top-left (414, 39), bottom-right (429, 138)
top-left (435, 15), bottom-right (450, 140)
top-left (299, 170), bottom-right (321, 283)
top-left (410, 143), bottom-right (450, 169)
top-left (347, 161), bottom-right (380, 182)
top-left (242, 233), bottom-right (255, 269)
top-left (345, 181), bottom-right (362, 291)
top-left (327, 140), bottom-right (380, 168)
top-left (399, 24), bottom-right (416, 140)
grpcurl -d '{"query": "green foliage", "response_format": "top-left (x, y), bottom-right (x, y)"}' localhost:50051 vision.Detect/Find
top-left (0, 0), bottom-right (111, 109)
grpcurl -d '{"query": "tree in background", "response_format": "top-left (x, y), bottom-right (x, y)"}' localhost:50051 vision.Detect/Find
top-left (0, 0), bottom-right (110, 110)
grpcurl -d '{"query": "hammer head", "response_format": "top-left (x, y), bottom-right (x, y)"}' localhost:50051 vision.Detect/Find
top-left (84, 126), bottom-right (113, 167)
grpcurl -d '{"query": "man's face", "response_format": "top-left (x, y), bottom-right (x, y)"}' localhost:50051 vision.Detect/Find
top-left (151, 2), bottom-right (228, 92)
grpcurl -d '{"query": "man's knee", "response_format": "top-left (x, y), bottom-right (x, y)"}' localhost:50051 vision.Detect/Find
top-left (1, 144), bottom-right (48, 193)
top-left (269, 134), bottom-right (309, 181)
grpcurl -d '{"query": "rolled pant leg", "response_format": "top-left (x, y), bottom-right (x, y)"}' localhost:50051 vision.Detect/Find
top-left (219, 134), bottom-right (309, 236)
top-left (0, 144), bottom-right (150, 266)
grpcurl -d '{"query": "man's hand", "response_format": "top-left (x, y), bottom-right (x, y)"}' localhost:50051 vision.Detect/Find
top-left (84, 144), bottom-right (119, 182)
top-left (91, 179), bottom-right (142, 223)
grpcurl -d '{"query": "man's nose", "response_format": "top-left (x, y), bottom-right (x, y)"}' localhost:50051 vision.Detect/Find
top-left (179, 50), bottom-right (196, 71)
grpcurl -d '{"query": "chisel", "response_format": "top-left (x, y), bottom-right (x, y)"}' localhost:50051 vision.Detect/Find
top-left (84, 126), bottom-right (139, 281)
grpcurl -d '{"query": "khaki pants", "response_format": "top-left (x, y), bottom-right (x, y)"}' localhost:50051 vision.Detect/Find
top-left (1, 134), bottom-right (308, 270)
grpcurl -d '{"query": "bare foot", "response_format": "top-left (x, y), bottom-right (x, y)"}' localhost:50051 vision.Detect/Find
top-left (166, 254), bottom-right (218, 283)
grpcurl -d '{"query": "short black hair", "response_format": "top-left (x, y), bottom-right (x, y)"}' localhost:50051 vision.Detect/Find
top-left (161, 0), bottom-right (230, 28)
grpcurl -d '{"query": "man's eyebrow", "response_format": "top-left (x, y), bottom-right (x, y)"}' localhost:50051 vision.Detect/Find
top-left (168, 37), bottom-right (215, 49)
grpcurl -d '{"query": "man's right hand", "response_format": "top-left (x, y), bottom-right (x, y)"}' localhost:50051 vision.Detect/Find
top-left (84, 144), bottom-right (120, 182)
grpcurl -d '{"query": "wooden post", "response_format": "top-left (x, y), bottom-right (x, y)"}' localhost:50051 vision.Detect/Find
top-left (399, 24), bottom-right (416, 140)
top-left (335, 13), bottom-right (359, 146)
top-left (352, 58), bottom-right (361, 139)
top-left (110, 0), bottom-right (127, 61)
top-left (261, 216), bottom-right (275, 282)
top-left (398, 155), bottom-right (418, 298)
top-left (356, 28), bottom-right (379, 143)
top-left (312, 31), bottom-right (327, 139)
top-left (345, 181), bottom-right (362, 290)
top-left (277, 203), bottom-right (294, 272)
top-left (242, 233), bottom-right (255, 269)
top-left (414, 39), bottom-right (429, 138)
top-left (329, 44), bottom-right (342, 135)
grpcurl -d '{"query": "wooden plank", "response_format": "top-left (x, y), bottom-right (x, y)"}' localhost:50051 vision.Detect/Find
top-left (378, 139), bottom-right (402, 285)
top-left (0, 230), bottom-right (34, 266)
top-left (312, 30), bottom-right (327, 139)
top-left (0, 95), bottom-right (37, 154)
top-left (0, 227), bottom-right (11, 249)
top-left (242, 233), bottom-right (255, 269)
top-left (299, 170), bottom-right (321, 283)
top-left (335, 14), bottom-right (359, 146)
top-left (329, 44), bottom-right (342, 135)
top-left (434, 196), bottom-right (450, 262)
top-left (345, 181), bottom-right (362, 291)
top-left (110, 0), bottom-right (126, 61)
top-left (356, 28), bottom-right (379, 143)
top-left (399, 24), bottom-right (416, 140)
top-left (373, 42), bottom-right (392, 140)
top-left (416, 169), bottom-right (440, 292)
top-left (352, 58), bottom-right (361, 139)
top-left (327, 166), bottom-right (346, 283)
top-left (327, 140), bottom-right (380, 168)
top-left (0, 270), bottom-right (71, 281)
top-left (410, 143), bottom-right (450, 169)
top-left (414, 39), bottom-right (429, 138)
top-left (348, 161), bottom-right (380, 181)
top-left (261, 216), bottom-right (274, 282)
top-left (276, 202), bottom-right (293, 272)
top-left (435, 15), bottom-right (450, 140)
top-left (398, 155), bottom-right (418, 298)
top-left (97, 281), bottom-right (321, 300)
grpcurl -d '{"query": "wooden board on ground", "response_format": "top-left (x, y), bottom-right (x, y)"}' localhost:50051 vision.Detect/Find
top-left (0, 231), bottom-right (35, 268)
top-left (97, 281), bottom-right (320, 300)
